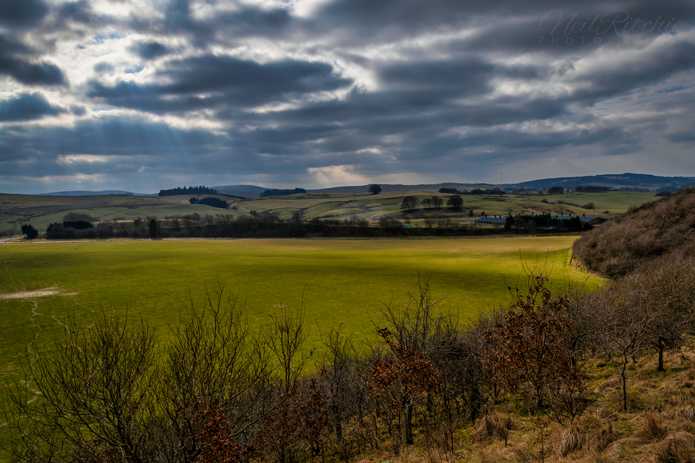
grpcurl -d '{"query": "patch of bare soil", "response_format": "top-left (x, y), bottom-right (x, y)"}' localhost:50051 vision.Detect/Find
top-left (0, 287), bottom-right (76, 300)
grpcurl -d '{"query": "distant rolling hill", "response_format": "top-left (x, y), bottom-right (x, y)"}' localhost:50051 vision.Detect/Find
top-left (508, 173), bottom-right (695, 192)
top-left (239, 173), bottom-right (695, 196)
top-left (44, 190), bottom-right (136, 197)
top-left (307, 183), bottom-right (495, 195)
top-left (24, 173), bottom-right (695, 201)
top-left (311, 173), bottom-right (695, 194)
top-left (213, 185), bottom-right (269, 198)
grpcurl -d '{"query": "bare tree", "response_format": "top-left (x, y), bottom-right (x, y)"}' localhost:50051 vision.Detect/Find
top-left (635, 255), bottom-right (695, 371)
top-left (159, 289), bottom-right (271, 462)
top-left (591, 287), bottom-right (653, 412)
top-left (265, 305), bottom-right (307, 463)
top-left (320, 329), bottom-right (361, 460)
top-left (6, 314), bottom-right (157, 463)
top-left (372, 277), bottom-right (441, 450)
top-left (400, 196), bottom-right (418, 211)
top-left (482, 275), bottom-right (587, 420)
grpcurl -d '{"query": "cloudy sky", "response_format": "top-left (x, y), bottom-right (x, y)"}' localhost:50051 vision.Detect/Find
top-left (1, 0), bottom-right (695, 193)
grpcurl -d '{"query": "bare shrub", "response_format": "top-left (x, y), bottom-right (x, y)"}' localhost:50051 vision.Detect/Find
top-left (590, 285), bottom-right (653, 412)
top-left (5, 314), bottom-right (158, 463)
top-left (512, 446), bottom-right (533, 463)
top-left (482, 275), bottom-right (587, 419)
top-left (371, 277), bottom-right (442, 452)
top-left (654, 432), bottom-right (695, 463)
top-left (676, 406), bottom-right (695, 422)
top-left (159, 289), bottom-right (271, 462)
top-left (261, 304), bottom-right (308, 463)
top-left (590, 423), bottom-right (616, 453)
top-left (557, 425), bottom-right (584, 457)
top-left (474, 414), bottom-right (509, 445)
top-left (641, 413), bottom-right (667, 442)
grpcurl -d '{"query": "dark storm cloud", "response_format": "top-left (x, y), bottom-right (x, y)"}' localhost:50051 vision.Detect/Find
top-left (130, 0), bottom-right (293, 46)
top-left (570, 40), bottom-right (695, 103)
top-left (42, 0), bottom-right (119, 39)
top-left (129, 41), bottom-right (172, 60)
top-left (453, 6), bottom-right (687, 57)
top-left (0, 116), bottom-right (227, 164)
top-left (377, 57), bottom-right (542, 95)
top-left (247, 91), bottom-right (568, 140)
top-left (307, 0), bottom-right (649, 46)
top-left (668, 131), bottom-right (695, 143)
top-left (0, 35), bottom-right (67, 86)
top-left (0, 93), bottom-right (64, 121)
top-left (51, 0), bottom-right (105, 26)
top-left (3, 0), bottom-right (695, 192)
top-left (218, 56), bottom-right (549, 138)
top-left (160, 55), bottom-right (349, 96)
top-left (452, 126), bottom-right (633, 152)
top-left (310, 0), bottom-right (695, 47)
top-left (0, 53), bottom-right (67, 86)
top-left (87, 54), bottom-right (352, 113)
top-left (0, 115), bottom-right (312, 186)
top-left (0, 0), bottom-right (48, 28)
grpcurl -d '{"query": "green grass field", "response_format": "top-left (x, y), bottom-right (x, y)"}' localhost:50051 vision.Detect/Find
top-left (0, 236), bottom-right (601, 381)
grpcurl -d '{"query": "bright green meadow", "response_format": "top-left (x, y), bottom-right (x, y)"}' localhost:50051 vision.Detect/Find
top-left (0, 236), bottom-right (601, 381)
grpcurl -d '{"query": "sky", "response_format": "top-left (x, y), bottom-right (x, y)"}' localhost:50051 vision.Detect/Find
top-left (1, 0), bottom-right (695, 193)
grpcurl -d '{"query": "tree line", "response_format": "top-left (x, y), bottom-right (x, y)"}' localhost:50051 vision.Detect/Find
top-left (6, 251), bottom-right (695, 462)
top-left (189, 197), bottom-right (230, 209)
top-left (260, 188), bottom-right (307, 197)
top-left (40, 212), bottom-right (588, 241)
top-left (159, 186), bottom-right (219, 196)
top-left (400, 195), bottom-right (463, 211)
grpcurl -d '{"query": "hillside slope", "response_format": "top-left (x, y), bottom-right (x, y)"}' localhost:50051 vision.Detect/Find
top-left (360, 339), bottom-right (695, 463)
top-left (514, 172), bottom-right (695, 192)
top-left (574, 189), bottom-right (695, 277)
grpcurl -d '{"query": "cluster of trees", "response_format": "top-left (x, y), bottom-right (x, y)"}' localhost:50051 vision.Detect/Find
top-left (159, 186), bottom-right (219, 196)
top-left (20, 224), bottom-right (38, 240)
top-left (575, 185), bottom-right (612, 193)
top-left (260, 188), bottom-right (307, 197)
top-left (504, 214), bottom-right (591, 233)
top-left (43, 214), bottom-right (403, 240)
top-left (400, 195), bottom-right (463, 212)
top-left (44, 210), bottom-right (593, 241)
top-left (466, 188), bottom-right (506, 195)
top-left (62, 212), bottom-right (96, 229)
top-left (189, 197), bottom-right (230, 209)
top-left (7, 262), bottom-right (695, 462)
top-left (45, 213), bottom-right (97, 238)
top-left (437, 187), bottom-right (506, 195)
top-left (368, 184), bottom-right (382, 195)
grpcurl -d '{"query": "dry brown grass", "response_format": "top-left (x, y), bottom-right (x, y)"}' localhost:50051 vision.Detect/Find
top-left (357, 338), bottom-right (695, 463)
top-left (641, 414), bottom-right (668, 442)
top-left (653, 432), bottom-right (695, 463)
top-left (474, 414), bottom-right (511, 446)
top-left (573, 188), bottom-right (695, 277)
top-left (557, 425), bottom-right (584, 456)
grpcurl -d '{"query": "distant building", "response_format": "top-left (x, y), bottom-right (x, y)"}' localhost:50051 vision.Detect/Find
top-left (554, 214), bottom-right (594, 223)
top-left (476, 215), bottom-right (508, 225)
